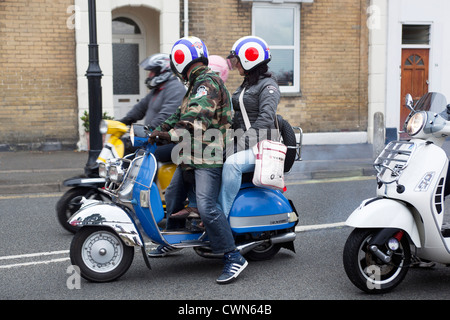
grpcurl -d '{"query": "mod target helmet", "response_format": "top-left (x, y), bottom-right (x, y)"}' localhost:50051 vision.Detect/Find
top-left (170, 36), bottom-right (209, 81)
top-left (228, 36), bottom-right (271, 72)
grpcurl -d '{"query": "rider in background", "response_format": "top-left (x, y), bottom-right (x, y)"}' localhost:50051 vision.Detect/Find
top-left (208, 54), bottom-right (230, 83)
top-left (119, 53), bottom-right (186, 162)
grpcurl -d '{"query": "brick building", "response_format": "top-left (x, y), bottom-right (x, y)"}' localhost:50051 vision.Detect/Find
top-left (0, 0), bottom-right (369, 150)
top-left (0, 0), bottom-right (78, 150)
top-left (184, 0), bottom-right (368, 143)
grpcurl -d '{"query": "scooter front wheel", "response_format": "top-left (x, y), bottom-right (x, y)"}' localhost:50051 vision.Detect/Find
top-left (343, 228), bottom-right (410, 294)
top-left (70, 227), bottom-right (134, 282)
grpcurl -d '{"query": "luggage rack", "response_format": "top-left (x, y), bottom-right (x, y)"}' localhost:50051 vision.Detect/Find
top-left (292, 126), bottom-right (303, 161)
top-left (374, 140), bottom-right (416, 184)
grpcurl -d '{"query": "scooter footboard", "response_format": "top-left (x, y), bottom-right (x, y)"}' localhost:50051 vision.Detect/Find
top-left (346, 197), bottom-right (421, 247)
top-left (68, 199), bottom-right (144, 247)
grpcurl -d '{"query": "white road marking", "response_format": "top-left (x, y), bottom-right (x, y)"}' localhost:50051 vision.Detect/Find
top-left (0, 175), bottom-right (360, 269)
top-left (0, 223), bottom-right (349, 269)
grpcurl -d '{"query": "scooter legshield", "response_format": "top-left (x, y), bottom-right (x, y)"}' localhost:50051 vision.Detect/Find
top-left (68, 200), bottom-right (143, 247)
top-left (229, 186), bottom-right (297, 233)
top-left (131, 152), bottom-right (167, 243)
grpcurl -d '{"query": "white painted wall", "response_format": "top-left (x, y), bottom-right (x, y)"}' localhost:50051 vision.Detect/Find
top-left (384, 0), bottom-right (450, 133)
top-left (74, 0), bottom-right (180, 150)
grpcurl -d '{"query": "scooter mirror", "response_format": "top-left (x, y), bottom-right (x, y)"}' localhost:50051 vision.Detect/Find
top-left (405, 93), bottom-right (414, 111)
top-left (130, 124), bottom-right (149, 147)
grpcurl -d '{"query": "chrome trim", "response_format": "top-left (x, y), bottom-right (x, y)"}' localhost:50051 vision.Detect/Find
top-left (229, 212), bottom-right (294, 230)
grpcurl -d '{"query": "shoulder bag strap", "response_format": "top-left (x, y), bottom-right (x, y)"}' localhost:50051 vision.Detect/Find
top-left (238, 88), bottom-right (251, 131)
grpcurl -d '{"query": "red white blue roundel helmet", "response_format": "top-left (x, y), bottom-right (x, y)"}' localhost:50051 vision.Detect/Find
top-left (229, 36), bottom-right (271, 71)
top-left (170, 36), bottom-right (209, 80)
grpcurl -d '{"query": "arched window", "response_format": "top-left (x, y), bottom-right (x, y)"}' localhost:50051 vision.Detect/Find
top-left (405, 55), bottom-right (424, 66)
top-left (112, 17), bottom-right (141, 35)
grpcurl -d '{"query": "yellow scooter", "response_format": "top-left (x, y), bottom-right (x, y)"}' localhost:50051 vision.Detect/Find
top-left (56, 120), bottom-right (176, 233)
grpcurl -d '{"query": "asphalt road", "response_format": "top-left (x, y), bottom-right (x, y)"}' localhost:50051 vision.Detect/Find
top-left (2, 177), bottom-right (450, 305)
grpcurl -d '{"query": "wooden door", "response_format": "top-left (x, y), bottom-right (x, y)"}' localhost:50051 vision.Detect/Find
top-left (400, 49), bottom-right (429, 127)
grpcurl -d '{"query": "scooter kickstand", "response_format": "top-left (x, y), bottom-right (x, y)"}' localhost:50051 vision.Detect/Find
top-left (141, 246), bottom-right (152, 270)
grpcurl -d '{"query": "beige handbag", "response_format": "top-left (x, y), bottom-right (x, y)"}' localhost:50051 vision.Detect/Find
top-left (238, 88), bottom-right (287, 190)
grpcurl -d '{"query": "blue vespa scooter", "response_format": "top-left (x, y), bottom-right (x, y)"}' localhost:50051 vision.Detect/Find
top-left (68, 124), bottom-right (299, 282)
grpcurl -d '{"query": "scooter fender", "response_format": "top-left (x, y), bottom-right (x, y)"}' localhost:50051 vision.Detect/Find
top-left (346, 197), bottom-right (421, 247)
top-left (68, 199), bottom-right (144, 247)
top-left (62, 176), bottom-right (106, 187)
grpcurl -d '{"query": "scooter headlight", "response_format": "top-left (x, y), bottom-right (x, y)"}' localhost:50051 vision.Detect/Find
top-left (109, 164), bottom-right (125, 183)
top-left (98, 162), bottom-right (108, 178)
top-left (99, 120), bottom-right (108, 135)
top-left (407, 112), bottom-right (426, 136)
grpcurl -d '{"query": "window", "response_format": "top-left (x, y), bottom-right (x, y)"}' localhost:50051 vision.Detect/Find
top-left (252, 3), bottom-right (300, 93)
top-left (112, 43), bottom-right (140, 95)
top-left (112, 17), bottom-right (141, 35)
top-left (402, 25), bottom-right (430, 45)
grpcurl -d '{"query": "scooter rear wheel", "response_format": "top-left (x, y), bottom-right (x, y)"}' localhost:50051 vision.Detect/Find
top-left (343, 228), bottom-right (410, 294)
top-left (244, 243), bottom-right (281, 261)
top-left (70, 226), bottom-right (134, 282)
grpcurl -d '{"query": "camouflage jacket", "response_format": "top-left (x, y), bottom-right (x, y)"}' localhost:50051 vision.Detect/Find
top-left (157, 65), bottom-right (232, 168)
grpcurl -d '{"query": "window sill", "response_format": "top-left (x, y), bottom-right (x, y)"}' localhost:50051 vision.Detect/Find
top-left (280, 91), bottom-right (303, 98)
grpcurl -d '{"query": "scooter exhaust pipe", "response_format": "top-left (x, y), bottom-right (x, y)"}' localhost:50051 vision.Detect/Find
top-left (238, 232), bottom-right (296, 255)
top-left (238, 232), bottom-right (296, 254)
top-left (270, 232), bottom-right (296, 244)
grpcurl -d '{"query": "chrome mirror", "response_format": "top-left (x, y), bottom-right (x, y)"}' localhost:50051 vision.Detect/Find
top-left (405, 93), bottom-right (414, 111)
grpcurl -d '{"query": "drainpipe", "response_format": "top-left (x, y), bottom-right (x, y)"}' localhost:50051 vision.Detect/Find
top-left (184, 0), bottom-right (189, 37)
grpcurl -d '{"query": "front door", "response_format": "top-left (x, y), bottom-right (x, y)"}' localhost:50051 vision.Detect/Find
top-left (112, 16), bottom-right (147, 121)
top-left (400, 48), bottom-right (429, 127)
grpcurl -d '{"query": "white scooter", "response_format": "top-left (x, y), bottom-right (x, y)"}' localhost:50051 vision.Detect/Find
top-left (343, 92), bottom-right (450, 293)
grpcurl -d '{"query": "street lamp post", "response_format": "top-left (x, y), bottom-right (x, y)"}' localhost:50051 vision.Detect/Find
top-left (85, 0), bottom-right (103, 175)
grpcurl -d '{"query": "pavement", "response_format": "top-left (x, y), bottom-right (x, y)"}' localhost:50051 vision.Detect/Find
top-left (0, 143), bottom-right (381, 195)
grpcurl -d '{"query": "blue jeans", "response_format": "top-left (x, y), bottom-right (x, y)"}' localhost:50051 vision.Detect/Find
top-left (165, 166), bottom-right (236, 254)
top-left (218, 149), bottom-right (256, 217)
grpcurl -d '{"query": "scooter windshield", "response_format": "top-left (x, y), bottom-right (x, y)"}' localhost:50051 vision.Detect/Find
top-left (414, 92), bottom-right (447, 115)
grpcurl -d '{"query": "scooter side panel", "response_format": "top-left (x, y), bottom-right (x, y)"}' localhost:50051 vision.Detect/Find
top-left (229, 187), bottom-right (296, 233)
top-left (346, 198), bottom-right (421, 247)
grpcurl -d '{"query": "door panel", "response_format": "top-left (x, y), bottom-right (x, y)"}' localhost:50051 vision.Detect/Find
top-left (400, 49), bottom-right (429, 127)
top-left (112, 37), bottom-right (146, 121)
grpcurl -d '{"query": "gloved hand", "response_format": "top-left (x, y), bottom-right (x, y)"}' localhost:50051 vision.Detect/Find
top-left (148, 130), bottom-right (171, 145)
top-left (118, 117), bottom-right (133, 126)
